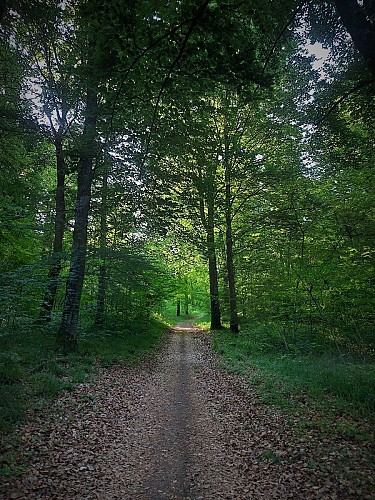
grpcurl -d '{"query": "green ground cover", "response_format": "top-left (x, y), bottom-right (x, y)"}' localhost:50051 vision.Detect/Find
top-left (0, 316), bottom-right (166, 476)
top-left (212, 323), bottom-right (375, 418)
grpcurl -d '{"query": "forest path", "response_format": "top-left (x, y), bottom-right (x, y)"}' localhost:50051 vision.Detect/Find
top-left (2, 325), bottom-right (374, 499)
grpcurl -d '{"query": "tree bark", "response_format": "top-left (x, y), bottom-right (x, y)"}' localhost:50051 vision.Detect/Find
top-left (224, 123), bottom-right (239, 334)
top-left (57, 88), bottom-right (98, 353)
top-left (206, 201), bottom-right (222, 330)
top-left (225, 211), bottom-right (239, 333)
top-left (333, 0), bottom-right (375, 80)
top-left (39, 135), bottom-right (66, 322)
top-left (184, 293), bottom-right (189, 315)
top-left (197, 171), bottom-right (222, 330)
top-left (94, 167), bottom-right (108, 326)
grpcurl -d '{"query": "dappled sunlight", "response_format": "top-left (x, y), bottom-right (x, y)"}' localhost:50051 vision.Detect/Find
top-left (172, 325), bottom-right (202, 332)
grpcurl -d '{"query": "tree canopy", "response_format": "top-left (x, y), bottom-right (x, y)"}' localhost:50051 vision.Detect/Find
top-left (0, 0), bottom-right (373, 353)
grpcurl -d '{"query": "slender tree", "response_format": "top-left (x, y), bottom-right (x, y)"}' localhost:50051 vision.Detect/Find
top-left (39, 110), bottom-right (67, 322)
top-left (223, 110), bottom-right (239, 333)
top-left (57, 82), bottom-right (98, 351)
top-left (201, 173), bottom-right (222, 329)
top-left (94, 160), bottom-right (109, 326)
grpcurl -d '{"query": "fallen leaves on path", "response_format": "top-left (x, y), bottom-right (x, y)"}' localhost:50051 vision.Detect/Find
top-left (1, 329), bottom-right (374, 499)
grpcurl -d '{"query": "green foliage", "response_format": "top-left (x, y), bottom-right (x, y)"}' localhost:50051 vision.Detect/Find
top-left (159, 302), bottom-right (208, 326)
top-left (80, 317), bottom-right (166, 367)
top-left (213, 324), bottom-right (375, 416)
top-left (259, 450), bottom-right (283, 464)
top-left (233, 154), bottom-right (374, 348)
top-left (31, 372), bottom-right (69, 398)
top-left (0, 317), bottom-right (166, 443)
top-left (0, 0), bottom-right (373, 445)
top-left (0, 352), bottom-right (24, 384)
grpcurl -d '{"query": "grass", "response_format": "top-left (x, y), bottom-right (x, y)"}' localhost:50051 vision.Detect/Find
top-left (159, 303), bottom-right (209, 327)
top-left (80, 317), bottom-right (165, 366)
top-left (193, 312), bottom-right (211, 329)
top-left (212, 322), bottom-right (375, 418)
top-left (0, 316), bottom-right (166, 477)
top-left (259, 450), bottom-right (283, 464)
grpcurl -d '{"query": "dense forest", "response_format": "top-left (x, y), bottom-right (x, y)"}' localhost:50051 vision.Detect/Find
top-left (0, 0), bottom-right (374, 443)
top-left (1, 0), bottom-right (373, 346)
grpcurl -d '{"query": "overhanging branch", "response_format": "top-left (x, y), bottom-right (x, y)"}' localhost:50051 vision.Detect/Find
top-left (142, 0), bottom-right (212, 163)
top-left (315, 79), bottom-right (374, 126)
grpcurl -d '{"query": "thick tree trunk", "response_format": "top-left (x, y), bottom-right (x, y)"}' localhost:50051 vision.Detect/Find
top-left (333, 0), bottom-right (375, 79)
top-left (57, 88), bottom-right (97, 353)
top-left (94, 168), bottom-right (108, 327)
top-left (176, 298), bottom-right (181, 316)
top-left (39, 136), bottom-right (65, 322)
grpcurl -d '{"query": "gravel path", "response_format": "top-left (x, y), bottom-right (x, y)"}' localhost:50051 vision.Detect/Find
top-left (1, 323), bottom-right (374, 499)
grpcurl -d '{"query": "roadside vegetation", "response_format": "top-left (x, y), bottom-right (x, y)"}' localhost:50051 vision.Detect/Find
top-left (0, 317), bottom-right (166, 477)
top-left (1, 0), bottom-right (374, 489)
top-left (212, 322), bottom-right (375, 443)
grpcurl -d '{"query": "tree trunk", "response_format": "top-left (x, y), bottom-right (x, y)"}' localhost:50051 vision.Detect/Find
top-left (184, 293), bottom-right (189, 315)
top-left (197, 165), bottom-right (222, 329)
top-left (39, 136), bottom-right (66, 322)
top-left (206, 203), bottom-right (222, 329)
top-left (57, 88), bottom-right (97, 353)
top-left (225, 215), bottom-right (239, 333)
top-left (95, 263), bottom-right (106, 326)
top-left (224, 128), bottom-right (239, 334)
top-left (333, 0), bottom-right (375, 80)
top-left (176, 298), bottom-right (181, 316)
top-left (94, 167), bottom-right (108, 326)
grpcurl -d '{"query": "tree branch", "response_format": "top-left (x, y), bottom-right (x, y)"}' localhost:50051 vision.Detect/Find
top-left (315, 79), bottom-right (374, 126)
top-left (333, 0), bottom-right (375, 80)
top-left (107, 7), bottom-right (210, 142)
top-left (142, 0), bottom-right (212, 163)
top-left (258, 1), bottom-right (305, 83)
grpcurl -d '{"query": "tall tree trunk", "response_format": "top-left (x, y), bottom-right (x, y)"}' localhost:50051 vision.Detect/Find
top-left (184, 293), bottom-right (189, 315)
top-left (206, 201), bottom-right (222, 329)
top-left (225, 213), bottom-right (239, 333)
top-left (224, 125), bottom-right (239, 334)
top-left (197, 165), bottom-right (222, 329)
top-left (57, 88), bottom-right (98, 353)
top-left (333, 0), bottom-right (375, 80)
top-left (176, 298), bottom-right (181, 316)
top-left (39, 135), bottom-right (66, 322)
top-left (94, 167), bottom-right (108, 326)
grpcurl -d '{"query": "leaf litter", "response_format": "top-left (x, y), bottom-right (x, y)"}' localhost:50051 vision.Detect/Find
top-left (1, 326), bottom-right (374, 499)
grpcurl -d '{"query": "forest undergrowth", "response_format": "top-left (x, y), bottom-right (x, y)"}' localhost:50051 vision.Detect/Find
top-left (1, 312), bottom-right (374, 483)
top-left (0, 317), bottom-right (166, 477)
top-left (212, 322), bottom-right (375, 444)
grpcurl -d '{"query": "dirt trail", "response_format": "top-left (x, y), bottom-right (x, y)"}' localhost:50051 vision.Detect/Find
top-left (2, 324), bottom-right (374, 499)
